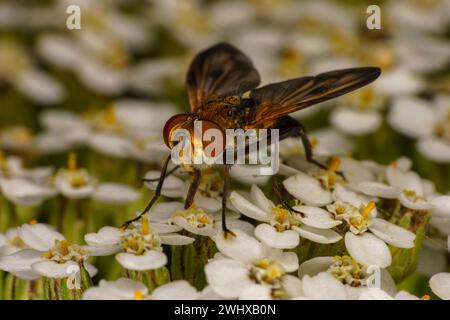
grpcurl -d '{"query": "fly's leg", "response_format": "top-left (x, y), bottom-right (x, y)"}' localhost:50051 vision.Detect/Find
top-left (272, 174), bottom-right (304, 217)
top-left (184, 168), bottom-right (201, 209)
top-left (221, 165), bottom-right (235, 238)
top-left (121, 155), bottom-right (172, 229)
top-left (142, 165), bottom-right (180, 183)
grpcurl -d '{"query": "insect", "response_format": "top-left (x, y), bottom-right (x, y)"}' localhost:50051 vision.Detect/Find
top-left (122, 42), bottom-right (381, 236)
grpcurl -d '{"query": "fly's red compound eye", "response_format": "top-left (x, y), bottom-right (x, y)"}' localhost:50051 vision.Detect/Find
top-left (163, 114), bottom-right (191, 148)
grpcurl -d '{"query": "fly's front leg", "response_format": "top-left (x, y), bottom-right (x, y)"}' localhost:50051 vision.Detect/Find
top-left (221, 165), bottom-right (235, 238)
top-left (121, 154), bottom-right (172, 229)
top-left (184, 168), bottom-right (201, 209)
top-left (142, 165), bottom-right (180, 183)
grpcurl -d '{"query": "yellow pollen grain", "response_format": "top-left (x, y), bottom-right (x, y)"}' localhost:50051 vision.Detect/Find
top-left (103, 105), bottom-right (117, 126)
top-left (59, 240), bottom-right (70, 256)
top-left (29, 219), bottom-right (38, 225)
top-left (421, 294), bottom-right (430, 300)
top-left (134, 291), bottom-right (143, 300)
top-left (328, 158), bottom-right (341, 172)
top-left (141, 218), bottom-right (150, 235)
top-left (256, 259), bottom-right (270, 269)
top-left (68, 152), bottom-right (77, 171)
top-left (310, 138), bottom-right (319, 148)
top-left (362, 201), bottom-right (376, 218)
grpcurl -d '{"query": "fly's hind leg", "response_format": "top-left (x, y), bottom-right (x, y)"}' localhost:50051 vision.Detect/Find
top-left (296, 123), bottom-right (327, 171)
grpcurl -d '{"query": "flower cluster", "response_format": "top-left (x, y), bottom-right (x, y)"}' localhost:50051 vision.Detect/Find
top-left (1, 0), bottom-right (450, 301)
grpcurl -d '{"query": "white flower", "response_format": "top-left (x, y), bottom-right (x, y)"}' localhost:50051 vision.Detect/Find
top-left (0, 178), bottom-right (57, 206)
top-left (282, 158), bottom-right (344, 207)
top-left (0, 223), bottom-right (96, 279)
top-left (0, 126), bottom-right (34, 152)
top-left (0, 227), bottom-right (27, 256)
top-left (205, 230), bottom-right (301, 299)
top-left (429, 273), bottom-right (450, 300)
top-left (373, 67), bottom-right (423, 98)
top-left (53, 153), bottom-right (97, 199)
top-left (0, 40), bottom-right (64, 104)
top-left (358, 162), bottom-right (432, 210)
top-left (388, 95), bottom-right (450, 163)
top-left (230, 185), bottom-right (341, 248)
top-left (330, 87), bottom-right (384, 136)
top-left (93, 183), bottom-right (139, 205)
top-left (327, 185), bottom-right (415, 268)
top-left (82, 278), bottom-right (198, 300)
top-left (298, 255), bottom-right (397, 299)
top-left (0, 154), bottom-right (53, 183)
top-left (83, 278), bottom-right (148, 300)
top-left (84, 219), bottom-right (193, 271)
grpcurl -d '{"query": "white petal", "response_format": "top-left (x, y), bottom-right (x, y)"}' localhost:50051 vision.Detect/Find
top-left (144, 171), bottom-right (185, 198)
top-left (0, 178), bottom-right (57, 206)
top-left (116, 250), bottom-right (167, 271)
top-left (302, 273), bottom-right (347, 300)
top-left (213, 229), bottom-right (264, 263)
top-left (93, 183), bottom-right (139, 204)
top-left (229, 191), bottom-right (269, 222)
top-left (294, 205), bottom-right (341, 229)
top-left (429, 195), bottom-right (450, 217)
top-left (395, 291), bottom-right (420, 300)
top-left (358, 181), bottom-right (397, 199)
top-left (263, 247), bottom-right (299, 273)
top-left (84, 226), bottom-right (121, 246)
top-left (149, 222), bottom-right (182, 234)
top-left (213, 219), bottom-right (255, 237)
top-left (250, 184), bottom-right (275, 212)
top-left (283, 172), bottom-right (332, 206)
top-left (293, 225), bottom-right (342, 244)
top-left (239, 284), bottom-right (272, 300)
top-left (281, 275), bottom-right (304, 298)
top-left (18, 223), bottom-right (64, 251)
top-left (172, 216), bottom-right (215, 237)
top-left (31, 260), bottom-right (78, 279)
top-left (254, 224), bottom-right (299, 249)
top-left (204, 259), bottom-right (252, 298)
top-left (151, 280), bottom-right (199, 300)
top-left (330, 109), bottom-right (382, 135)
top-left (14, 69), bottom-right (64, 105)
top-left (358, 288), bottom-right (393, 300)
top-left (417, 137), bottom-right (450, 163)
top-left (298, 257), bottom-right (334, 278)
top-left (429, 273), bottom-right (450, 300)
top-left (149, 202), bottom-right (184, 222)
top-left (0, 249), bottom-right (42, 275)
top-left (345, 232), bottom-right (392, 268)
top-left (369, 218), bottom-right (415, 248)
top-left (160, 234), bottom-right (195, 246)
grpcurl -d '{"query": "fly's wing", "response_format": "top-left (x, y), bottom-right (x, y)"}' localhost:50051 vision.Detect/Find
top-left (186, 42), bottom-right (260, 111)
top-left (248, 67), bottom-right (381, 125)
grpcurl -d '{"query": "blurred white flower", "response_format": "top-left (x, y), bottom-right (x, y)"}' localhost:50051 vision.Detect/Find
top-left (0, 40), bottom-right (64, 105)
top-left (330, 87), bottom-right (384, 136)
top-left (0, 177), bottom-right (57, 206)
top-left (54, 153), bottom-right (97, 199)
top-left (93, 182), bottom-right (139, 205)
top-left (388, 95), bottom-right (450, 163)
